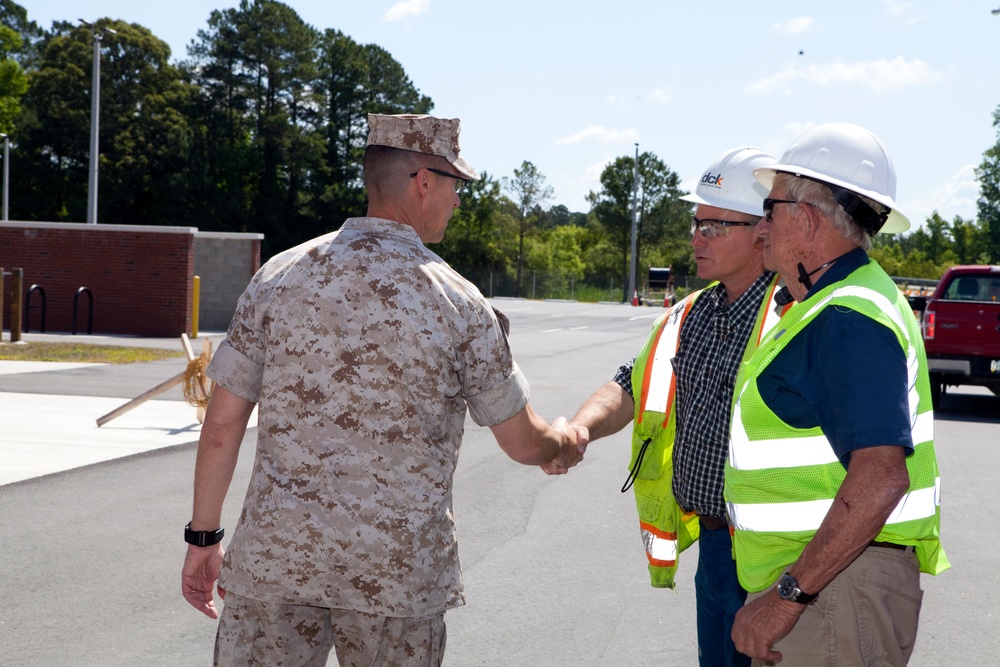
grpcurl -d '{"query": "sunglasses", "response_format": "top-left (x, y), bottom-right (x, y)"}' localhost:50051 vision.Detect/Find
top-left (410, 168), bottom-right (469, 194)
top-left (762, 197), bottom-right (811, 221)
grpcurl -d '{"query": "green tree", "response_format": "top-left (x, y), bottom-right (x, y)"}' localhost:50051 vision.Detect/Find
top-left (15, 19), bottom-right (197, 223)
top-left (189, 0), bottom-right (321, 254)
top-left (0, 25), bottom-right (28, 134)
top-left (587, 151), bottom-right (686, 301)
top-left (436, 171), bottom-right (511, 271)
top-left (950, 214), bottom-right (989, 264)
top-left (0, 0), bottom-right (41, 66)
top-left (312, 29), bottom-right (432, 237)
top-left (912, 212), bottom-right (952, 264)
top-left (502, 161), bottom-right (554, 296)
top-left (975, 105), bottom-right (1000, 263)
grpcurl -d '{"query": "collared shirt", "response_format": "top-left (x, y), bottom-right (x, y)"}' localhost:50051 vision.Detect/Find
top-left (207, 216), bottom-right (529, 617)
top-left (757, 248), bottom-right (913, 464)
top-left (615, 271), bottom-right (775, 517)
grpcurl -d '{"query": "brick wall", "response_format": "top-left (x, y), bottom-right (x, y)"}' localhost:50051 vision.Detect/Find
top-left (1, 221), bottom-right (197, 337)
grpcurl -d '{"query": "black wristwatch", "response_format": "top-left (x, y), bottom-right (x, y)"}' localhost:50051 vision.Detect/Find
top-left (184, 522), bottom-right (225, 547)
top-left (777, 572), bottom-right (817, 605)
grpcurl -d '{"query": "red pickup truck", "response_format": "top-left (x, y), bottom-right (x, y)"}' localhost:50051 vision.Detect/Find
top-left (914, 265), bottom-right (1000, 406)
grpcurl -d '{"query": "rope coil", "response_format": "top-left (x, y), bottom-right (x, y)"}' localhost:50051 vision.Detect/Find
top-left (182, 353), bottom-right (214, 408)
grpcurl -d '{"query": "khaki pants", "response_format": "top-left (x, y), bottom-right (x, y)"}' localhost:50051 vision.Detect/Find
top-left (215, 592), bottom-right (447, 667)
top-left (750, 545), bottom-right (923, 667)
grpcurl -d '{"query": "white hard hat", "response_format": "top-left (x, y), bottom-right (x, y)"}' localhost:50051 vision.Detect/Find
top-left (753, 122), bottom-right (910, 235)
top-left (680, 146), bottom-right (777, 217)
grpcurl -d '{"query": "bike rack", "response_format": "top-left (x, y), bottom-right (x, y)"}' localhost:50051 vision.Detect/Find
top-left (25, 284), bottom-right (46, 333)
top-left (72, 286), bottom-right (93, 335)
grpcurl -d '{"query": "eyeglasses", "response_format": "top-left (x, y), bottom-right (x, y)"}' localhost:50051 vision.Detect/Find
top-left (410, 167), bottom-right (469, 194)
top-left (762, 197), bottom-right (801, 221)
top-left (690, 216), bottom-right (757, 239)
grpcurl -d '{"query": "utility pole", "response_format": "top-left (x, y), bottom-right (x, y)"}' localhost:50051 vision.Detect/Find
top-left (628, 143), bottom-right (639, 304)
top-left (80, 20), bottom-right (116, 225)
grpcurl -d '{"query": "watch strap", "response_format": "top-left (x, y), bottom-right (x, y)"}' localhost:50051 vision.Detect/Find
top-left (184, 522), bottom-right (225, 547)
top-left (779, 572), bottom-right (818, 604)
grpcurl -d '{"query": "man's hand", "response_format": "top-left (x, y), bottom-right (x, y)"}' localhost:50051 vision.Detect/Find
top-left (731, 588), bottom-right (807, 663)
top-left (181, 543), bottom-right (226, 619)
top-left (540, 417), bottom-right (589, 475)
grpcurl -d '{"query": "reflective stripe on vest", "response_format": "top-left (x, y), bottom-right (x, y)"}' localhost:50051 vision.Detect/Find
top-left (729, 405), bottom-right (935, 471)
top-left (641, 521), bottom-right (679, 566)
top-left (728, 283), bottom-right (939, 535)
top-left (729, 479), bottom-right (942, 533)
top-left (637, 296), bottom-right (694, 422)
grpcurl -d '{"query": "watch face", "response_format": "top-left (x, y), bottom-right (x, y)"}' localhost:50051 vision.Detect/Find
top-left (777, 573), bottom-right (797, 599)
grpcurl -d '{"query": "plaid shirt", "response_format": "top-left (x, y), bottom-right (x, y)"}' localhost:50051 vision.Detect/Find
top-left (613, 271), bottom-right (775, 516)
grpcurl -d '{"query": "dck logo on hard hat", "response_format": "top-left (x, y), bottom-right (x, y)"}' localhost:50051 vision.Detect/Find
top-left (701, 172), bottom-right (724, 189)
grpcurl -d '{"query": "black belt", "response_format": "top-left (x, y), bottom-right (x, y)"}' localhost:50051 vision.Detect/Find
top-left (699, 515), bottom-right (728, 531)
top-left (869, 540), bottom-right (909, 551)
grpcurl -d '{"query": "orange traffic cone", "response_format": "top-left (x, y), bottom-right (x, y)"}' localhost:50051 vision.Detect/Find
top-left (632, 289), bottom-right (639, 306)
top-left (663, 292), bottom-right (670, 307)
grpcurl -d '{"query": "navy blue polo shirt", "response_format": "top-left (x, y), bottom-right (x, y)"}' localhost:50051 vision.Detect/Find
top-left (756, 248), bottom-right (915, 466)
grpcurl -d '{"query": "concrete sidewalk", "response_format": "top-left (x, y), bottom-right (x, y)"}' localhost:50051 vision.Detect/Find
top-left (0, 332), bottom-right (237, 487)
top-left (0, 389), bottom-right (206, 486)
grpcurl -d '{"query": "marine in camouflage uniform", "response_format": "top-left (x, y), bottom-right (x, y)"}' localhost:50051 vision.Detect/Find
top-left (181, 114), bottom-right (583, 667)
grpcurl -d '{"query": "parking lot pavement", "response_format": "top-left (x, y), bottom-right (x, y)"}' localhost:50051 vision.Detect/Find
top-left (2, 308), bottom-right (999, 665)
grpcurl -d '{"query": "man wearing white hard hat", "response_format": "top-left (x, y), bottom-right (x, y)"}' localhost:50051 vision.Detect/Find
top-left (725, 122), bottom-right (950, 665)
top-left (550, 147), bottom-right (786, 666)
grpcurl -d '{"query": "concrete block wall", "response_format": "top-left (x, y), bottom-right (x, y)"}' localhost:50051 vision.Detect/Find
top-left (193, 232), bottom-right (263, 332)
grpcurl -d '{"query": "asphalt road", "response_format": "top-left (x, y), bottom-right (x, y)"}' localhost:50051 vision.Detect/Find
top-left (0, 300), bottom-right (997, 666)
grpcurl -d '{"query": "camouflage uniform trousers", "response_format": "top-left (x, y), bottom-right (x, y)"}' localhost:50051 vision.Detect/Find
top-left (215, 591), bottom-right (447, 667)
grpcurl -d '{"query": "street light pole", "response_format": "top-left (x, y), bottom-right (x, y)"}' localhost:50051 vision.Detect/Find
top-left (1, 133), bottom-right (8, 222)
top-left (80, 20), bottom-right (115, 225)
top-left (628, 143), bottom-right (639, 304)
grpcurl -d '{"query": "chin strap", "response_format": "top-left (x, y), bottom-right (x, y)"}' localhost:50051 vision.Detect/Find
top-left (774, 286), bottom-right (795, 306)
top-left (796, 259), bottom-right (838, 291)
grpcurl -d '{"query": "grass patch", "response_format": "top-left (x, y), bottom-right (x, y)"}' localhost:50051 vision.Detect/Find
top-left (0, 342), bottom-right (185, 364)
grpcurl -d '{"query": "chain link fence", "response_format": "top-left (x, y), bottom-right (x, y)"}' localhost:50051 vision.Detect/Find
top-left (454, 267), bottom-right (710, 304)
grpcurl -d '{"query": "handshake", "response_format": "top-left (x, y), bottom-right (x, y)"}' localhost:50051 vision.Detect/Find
top-left (541, 416), bottom-right (589, 476)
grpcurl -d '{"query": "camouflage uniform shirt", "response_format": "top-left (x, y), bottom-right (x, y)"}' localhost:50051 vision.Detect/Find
top-left (207, 216), bottom-right (530, 617)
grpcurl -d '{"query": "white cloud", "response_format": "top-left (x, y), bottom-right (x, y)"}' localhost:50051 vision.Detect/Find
top-left (554, 157), bottom-right (615, 212)
top-left (882, 0), bottom-right (921, 24)
top-left (555, 125), bottom-right (639, 146)
top-left (771, 16), bottom-right (820, 35)
top-left (745, 57), bottom-right (945, 93)
top-left (649, 88), bottom-right (671, 103)
top-left (383, 0), bottom-right (430, 22)
top-left (905, 164), bottom-right (980, 227)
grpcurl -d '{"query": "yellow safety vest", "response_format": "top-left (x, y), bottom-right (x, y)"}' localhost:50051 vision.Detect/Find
top-left (628, 274), bottom-right (785, 588)
top-left (725, 261), bottom-right (950, 592)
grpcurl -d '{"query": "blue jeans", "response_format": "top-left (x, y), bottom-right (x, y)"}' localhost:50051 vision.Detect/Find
top-left (694, 519), bottom-right (751, 667)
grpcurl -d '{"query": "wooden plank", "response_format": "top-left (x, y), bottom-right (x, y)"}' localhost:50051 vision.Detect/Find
top-left (95, 371), bottom-right (186, 427)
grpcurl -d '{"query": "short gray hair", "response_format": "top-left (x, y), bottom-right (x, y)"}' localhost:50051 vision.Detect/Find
top-left (774, 174), bottom-right (887, 251)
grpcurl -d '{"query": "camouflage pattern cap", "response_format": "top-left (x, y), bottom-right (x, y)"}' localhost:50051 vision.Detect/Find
top-left (367, 114), bottom-right (479, 181)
